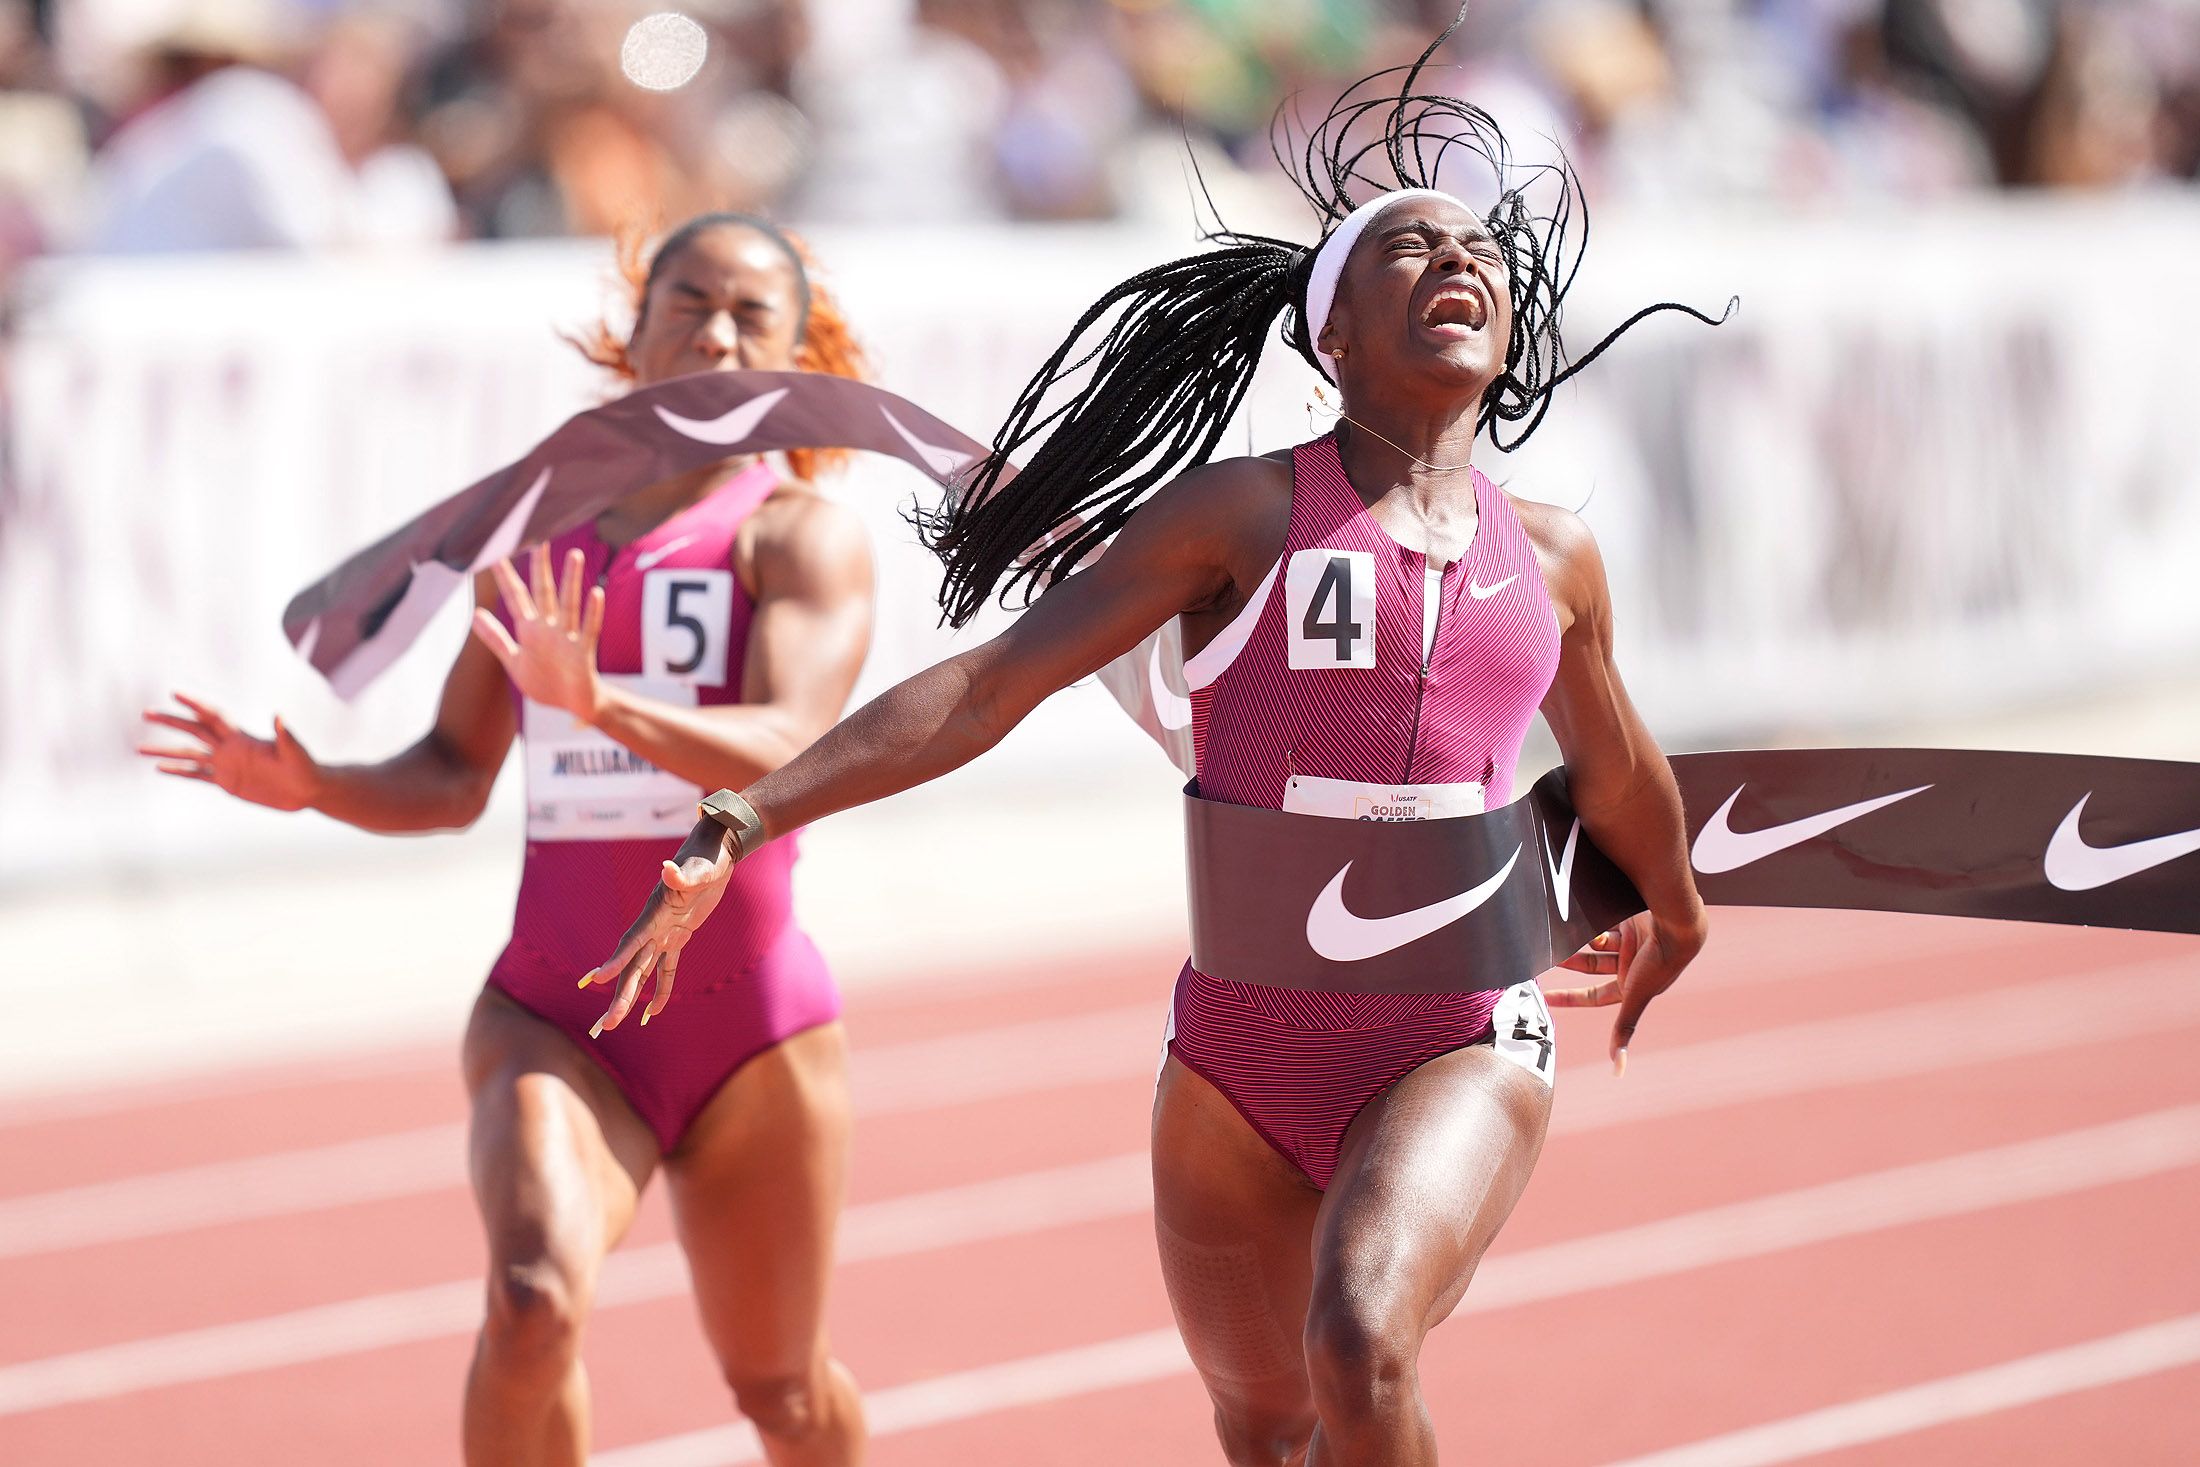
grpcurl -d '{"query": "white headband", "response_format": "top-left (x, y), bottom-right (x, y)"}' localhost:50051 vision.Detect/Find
top-left (1303, 187), bottom-right (1468, 383)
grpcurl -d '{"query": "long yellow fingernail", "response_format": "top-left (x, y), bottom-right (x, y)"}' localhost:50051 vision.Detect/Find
top-left (640, 1010), bottom-right (651, 1027)
top-left (578, 973), bottom-right (593, 989)
top-left (589, 1020), bottom-right (604, 1040)
top-left (1613, 1048), bottom-right (1629, 1079)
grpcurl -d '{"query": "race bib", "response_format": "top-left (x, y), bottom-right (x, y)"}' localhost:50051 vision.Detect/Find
top-left (1491, 980), bottom-right (1556, 1086)
top-left (1282, 775), bottom-right (1486, 822)
top-left (524, 674), bottom-right (701, 841)
top-left (1285, 548), bottom-right (1376, 670)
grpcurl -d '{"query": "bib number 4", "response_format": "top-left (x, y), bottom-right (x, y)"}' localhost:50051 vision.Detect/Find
top-left (1286, 548), bottom-right (1376, 670)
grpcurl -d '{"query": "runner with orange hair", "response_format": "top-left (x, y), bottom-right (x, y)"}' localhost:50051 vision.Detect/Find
top-left (140, 213), bottom-right (876, 1466)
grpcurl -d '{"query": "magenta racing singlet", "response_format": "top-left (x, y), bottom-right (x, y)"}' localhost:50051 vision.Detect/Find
top-left (486, 461), bottom-right (839, 1151)
top-left (1167, 434), bottom-right (1564, 1186)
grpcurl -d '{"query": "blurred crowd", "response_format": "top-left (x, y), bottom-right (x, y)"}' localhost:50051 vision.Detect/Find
top-left (1, 0), bottom-right (2195, 284)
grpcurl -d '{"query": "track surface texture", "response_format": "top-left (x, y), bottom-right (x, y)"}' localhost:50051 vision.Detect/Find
top-left (2, 908), bottom-right (2195, 1465)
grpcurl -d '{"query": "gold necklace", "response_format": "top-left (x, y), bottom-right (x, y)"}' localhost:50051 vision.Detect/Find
top-left (1308, 390), bottom-right (1476, 473)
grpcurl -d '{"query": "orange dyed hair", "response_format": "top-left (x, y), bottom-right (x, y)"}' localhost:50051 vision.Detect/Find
top-left (570, 217), bottom-right (870, 484)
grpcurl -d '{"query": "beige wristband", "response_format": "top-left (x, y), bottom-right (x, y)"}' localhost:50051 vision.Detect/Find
top-left (696, 788), bottom-right (765, 859)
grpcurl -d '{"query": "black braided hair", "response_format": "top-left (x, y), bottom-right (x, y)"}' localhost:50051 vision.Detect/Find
top-left (918, 3), bottom-right (1730, 627)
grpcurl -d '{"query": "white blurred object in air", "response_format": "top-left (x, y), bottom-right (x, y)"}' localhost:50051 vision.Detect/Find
top-left (621, 12), bottom-right (709, 93)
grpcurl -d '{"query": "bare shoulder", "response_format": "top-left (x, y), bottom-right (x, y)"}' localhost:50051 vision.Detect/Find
top-left (741, 479), bottom-right (873, 595)
top-left (1128, 450), bottom-right (1293, 565)
top-left (1505, 491), bottom-right (1607, 634)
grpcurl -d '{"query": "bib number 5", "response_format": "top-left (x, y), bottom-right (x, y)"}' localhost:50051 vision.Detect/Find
top-left (641, 569), bottom-right (733, 685)
top-left (1286, 548), bottom-right (1376, 670)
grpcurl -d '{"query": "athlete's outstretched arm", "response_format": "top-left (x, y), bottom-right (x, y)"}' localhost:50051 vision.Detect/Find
top-left (472, 499), bottom-right (875, 791)
top-left (583, 461), bottom-right (1263, 1029)
top-left (140, 574), bottom-right (517, 833)
top-left (1528, 508), bottom-right (1707, 1067)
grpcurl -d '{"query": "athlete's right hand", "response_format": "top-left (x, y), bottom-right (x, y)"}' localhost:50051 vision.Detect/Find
top-left (581, 818), bottom-right (736, 1036)
top-left (139, 693), bottom-right (320, 812)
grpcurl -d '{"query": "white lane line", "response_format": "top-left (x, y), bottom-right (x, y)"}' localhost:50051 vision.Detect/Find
top-left (0, 1003), bottom-right (1160, 1261)
top-left (0, 1152), bottom-right (1151, 1418)
top-left (1549, 954), bottom-right (2200, 1135)
top-left (9, 953), bottom-right (2197, 1262)
top-left (592, 1330), bottom-right (1194, 1467)
top-left (9, 1102), bottom-right (2194, 1425)
top-left (587, 1105), bottom-right (2200, 1467)
top-left (0, 1124), bottom-right (469, 1263)
top-left (1596, 1313), bottom-right (2200, 1467)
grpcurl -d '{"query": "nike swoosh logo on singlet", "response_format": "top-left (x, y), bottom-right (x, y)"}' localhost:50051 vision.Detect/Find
top-left (1542, 817), bottom-right (1580, 920)
top-left (1691, 784), bottom-right (1932, 875)
top-left (633, 535), bottom-right (697, 572)
top-left (1469, 574), bottom-right (1517, 600)
top-left (1148, 640), bottom-right (1193, 732)
top-left (2043, 795), bottom-right (2200, 891)
top-left (1305, 847), bottom-right (1522, 961)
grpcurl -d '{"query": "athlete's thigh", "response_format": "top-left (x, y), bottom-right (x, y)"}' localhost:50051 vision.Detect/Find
top-left (1152, 1056), bottom-right (1326, 1410)
top-left (662, 1022), bottom-right (853, 1376)
top-left (462, 989), bottom-right (658, 1273)
top-left (1316, 1041), bottom-right (1552, 1332)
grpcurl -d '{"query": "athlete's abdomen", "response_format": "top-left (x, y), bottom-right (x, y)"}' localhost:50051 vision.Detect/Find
top-left (490, 835), bottom-right (798, 995)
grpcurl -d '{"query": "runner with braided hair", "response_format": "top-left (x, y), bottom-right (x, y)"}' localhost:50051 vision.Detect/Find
top-left (592, 14), bottom-right (1724, 1461)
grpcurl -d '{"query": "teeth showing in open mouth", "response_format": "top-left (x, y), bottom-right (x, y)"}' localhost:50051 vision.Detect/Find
top-left (1423, 288), bottom-right (1487, 331)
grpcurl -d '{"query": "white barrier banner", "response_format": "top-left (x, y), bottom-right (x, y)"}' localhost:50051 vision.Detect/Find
top-left (5, 205), bottom-right (2199, 880)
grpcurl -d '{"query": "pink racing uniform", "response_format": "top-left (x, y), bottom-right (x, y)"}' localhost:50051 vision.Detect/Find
top-left (1169, 434), bottom-right (1563, 1187)
top-left (486, 461), bottom-right (839, 1153)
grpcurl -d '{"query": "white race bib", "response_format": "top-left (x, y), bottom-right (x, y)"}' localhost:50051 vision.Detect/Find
top-left (1285, 548), bottom-right (1376, 670)
top-left (641, 568), bottom-right (735, 686)
top-left (524, 674), bottom-right (702, 841)
top-left (1281, 775), bottom-right (1486, 822)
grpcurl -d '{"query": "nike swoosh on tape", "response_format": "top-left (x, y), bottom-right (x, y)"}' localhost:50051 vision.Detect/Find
top-left (1543, 817), bottom-right (1580, 921)
top-left (1469, 574), bottom-right (1517, 600)
top-left (2043, 794), bottom-right (2200, 891)
top-left (1148, 641), bottom-right (1192, 732)
top-left (1306, 847), bottom-right (1522, 962)
top-left (1691, 783), bottom-right (1932, 875)
top-left (633, 535), bottom-right (697, 572)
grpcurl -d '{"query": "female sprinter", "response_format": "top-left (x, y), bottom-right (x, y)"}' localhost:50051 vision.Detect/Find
top-left (140, 214), bottom-right (874, 1466)
top-left (586, 29), bottom-right (1723, 1466)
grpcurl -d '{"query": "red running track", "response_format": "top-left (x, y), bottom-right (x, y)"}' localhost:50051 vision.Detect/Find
top-left (0, 908), bottom-right (2195, 1465)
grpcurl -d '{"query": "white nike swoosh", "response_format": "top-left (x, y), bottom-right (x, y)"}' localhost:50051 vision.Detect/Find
top-left (1691, 783), bottom-right (1932, 875)
top-left (1306, 847), bottom-right (1521, 962)
top-left (1469, 574), bottom-right (1517, 600)
top-left (1148, 641), bottom-right (1192, 732)
top-left (2043, 794), bottom-right (2200, 892)
top-left (1542, 816), bottom-right (1579, 921)
top-left (633, 535), bottom-right (696, 572)
top-left (654, 388), bottom-right (788, 446)
top-left (880, 406), bottom-right (977, 478)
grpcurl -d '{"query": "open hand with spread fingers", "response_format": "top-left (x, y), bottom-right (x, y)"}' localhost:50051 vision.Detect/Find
top-left (1544, 909), bottom-right (1706, 1076)
top-left (471, 544), bottom-right (606, 719)
top-left (138, 692), bottom-right (320, 812)
top-left (578, 818), bottom-right (738, 1036)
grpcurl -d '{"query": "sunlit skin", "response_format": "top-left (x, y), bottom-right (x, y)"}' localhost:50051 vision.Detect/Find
top-left (138, 222), bottom-right (874, 1467)
top-left (597, 193), bottom-right (1705, 1465)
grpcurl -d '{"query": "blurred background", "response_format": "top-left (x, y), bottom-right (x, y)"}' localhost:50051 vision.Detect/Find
top-left (5, 0), bottom-right (2197, 1062)
top-left (1, 1), bottom-right (2198, 1461)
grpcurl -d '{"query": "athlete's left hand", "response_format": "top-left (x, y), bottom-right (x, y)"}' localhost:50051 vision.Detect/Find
top-left (1544, 910), bottom-right (1706, 1075)
top-left (472, 544), bottom-right (605, 720)
top-left (580, 818), bottom-right (736, 1035)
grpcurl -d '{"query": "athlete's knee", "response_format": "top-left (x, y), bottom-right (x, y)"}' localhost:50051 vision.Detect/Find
top-left (481, 1255), bottom-right (588, 1371)
top-left (1211, 1399), bottom-right (1315, 1465)
top-left (1302, 1287), bottom-right (1416, 1424)
top-left (728, 1367), bottom-right (827, 1443)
